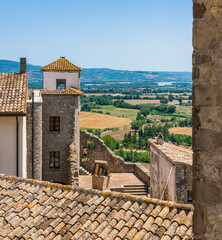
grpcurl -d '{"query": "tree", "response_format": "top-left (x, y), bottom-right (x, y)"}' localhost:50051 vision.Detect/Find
top-left (160, 98), bottom-right (168, 104)
top-left (81, 104), bottom-right (91, 112)
top-left (168, 94), bottom-right (174, 102)
top-left (131, 121), bottom-right (142, 132)
top-left (102, 135), bottom-right (119, 150)
top-left (168, 105), bottom-right (176, 114)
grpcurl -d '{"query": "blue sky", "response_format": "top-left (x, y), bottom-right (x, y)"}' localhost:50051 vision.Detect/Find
top-left (0, 0), bottom-right (192, 71)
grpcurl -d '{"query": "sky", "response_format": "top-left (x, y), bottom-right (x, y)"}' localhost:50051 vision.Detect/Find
top-left (0, 0), bottom-right (192, 72)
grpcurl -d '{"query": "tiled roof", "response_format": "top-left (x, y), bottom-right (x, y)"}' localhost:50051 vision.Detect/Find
top-left (149, 139), bottom-right (193, 166)
top-left (0, 73), bottom-right (28, 115)
top-left (40, 87), bottom-right (83, 96)
top-left (41, 57), bottom-right (82, 72)
top-left (0, 174), bottom-right (193, 239)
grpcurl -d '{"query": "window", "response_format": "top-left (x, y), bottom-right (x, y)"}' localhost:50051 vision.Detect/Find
top-left (87, 141), bottom-right (95, 149)
top-left (187, 190), bottom-right (192, 203)
top-left (49, 152), bottom-right (60, 168)
top-left (49, 116), bottom-right (60, 131)
top-left (56, 79), bottom-right (66, 89)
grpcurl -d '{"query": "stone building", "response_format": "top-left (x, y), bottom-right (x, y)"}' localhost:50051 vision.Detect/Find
top-left (149, 136), bottom-right (193, 204)
top-left (26, 57), bottom-right (83, 186)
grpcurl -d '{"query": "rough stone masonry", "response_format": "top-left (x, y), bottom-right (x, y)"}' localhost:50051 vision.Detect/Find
top-left (193, 0), bottom-right (222, 239)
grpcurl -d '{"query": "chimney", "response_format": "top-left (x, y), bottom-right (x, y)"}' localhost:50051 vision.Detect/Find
top-left (157, 133), bottom-right (164, 145)
top-left (92, 160), bottom-right (111, 191)
top-left (20, 58), bottom-right (26, 74)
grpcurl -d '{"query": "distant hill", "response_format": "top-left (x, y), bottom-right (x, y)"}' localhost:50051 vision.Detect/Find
top-left (0, 60), bottom-right (43, 89)
top-left (0, 60), bottom-right (192, 89)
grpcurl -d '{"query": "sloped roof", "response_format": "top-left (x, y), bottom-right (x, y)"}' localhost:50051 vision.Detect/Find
top-left (40, 87), bottom-right (83, 96)
top-left (0, 73), bottom-right (28, 115)
top-left (0, 174), bottom-right (193, 239)
top-left (149, 139), bottom-right (193, 166)
top-left (41, 57), bottom-right (82, 72)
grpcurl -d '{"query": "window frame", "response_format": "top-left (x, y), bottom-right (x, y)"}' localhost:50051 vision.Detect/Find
top-left (187, 190), bottom-right (192, 203)
top-left (49, 116), bottom-right (60, 132)
top-left (49, 151), bottom-right (60, 168)
top-left (56, 79), bottom-right (66, 89)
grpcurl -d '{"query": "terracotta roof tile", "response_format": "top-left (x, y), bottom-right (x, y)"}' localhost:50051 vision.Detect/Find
top-left (41, 57), bottom-right (82, 72)
top-left (40, 87), bottom-right (83, 96)
top-left (0, 73), bottom-right (28, 115)
top-left (0, 174), bottom-right (194, 239)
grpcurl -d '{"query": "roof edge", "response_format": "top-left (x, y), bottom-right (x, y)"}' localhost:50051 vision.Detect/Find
top-left (148, 138), bottom-right (192, 167)
top-left (0, 173), bottom-right (193, 211)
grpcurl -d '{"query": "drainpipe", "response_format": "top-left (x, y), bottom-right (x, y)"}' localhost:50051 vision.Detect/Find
top-left (32, 92), bottom-right (34, 178)
top-left (16, 116), bottom-right (19, 177)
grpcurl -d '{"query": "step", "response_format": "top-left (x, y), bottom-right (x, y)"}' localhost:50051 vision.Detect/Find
top-left (124, 192), bottom-right (148, 196)
top-left (123, 184), bottom-right (149, 196)
top-left (124, 184), bottom-right (148, 188)
top-left (124, 189), bottom-right (148, 193)
top-left (79, 166), bottom-right (90, 175)
top-left (124, 186), bottom-right (148, 190)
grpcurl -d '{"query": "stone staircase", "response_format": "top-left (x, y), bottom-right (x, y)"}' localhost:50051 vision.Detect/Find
top-left (79, 166), bottom-right (90, 175)
top-left (123, 184), bottom-right (149, 196)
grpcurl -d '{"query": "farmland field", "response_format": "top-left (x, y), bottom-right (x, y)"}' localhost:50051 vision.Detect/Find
top-left (176, 105), bottom-right (192, 114)
top-left (80, 112), bottom-right (132, 129)
top-left (169, 127), bottom-right (192, 136)
top-left (101, 127), bottom-right (131, 140)
top-left (92, 106), bottom-right (139, 120)
top-left (125, 99), bottom-right (160, 105)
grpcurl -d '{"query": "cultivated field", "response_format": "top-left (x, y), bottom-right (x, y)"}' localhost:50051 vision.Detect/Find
top-left (169, 127), bottom-right (192, 136)
top-left (176, 105), bottom-right (192, 114)
top-left (125, 99), bottom-right (160, 105)
top-left (101, 127), bottom-right (131, 140)
top-left (84, 93), bottom-right (125, 97)
top-left (80, 112), bottom-right (132, 129)
top-left (93, 107), bottom-right (139, 120)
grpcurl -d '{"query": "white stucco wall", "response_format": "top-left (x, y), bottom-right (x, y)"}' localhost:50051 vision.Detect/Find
top-left (43, 72), bottom-right (80, 89)
top-left (0, 117), bottom-right (17, 176)
top-left (18, 116), bottom-right (27, 178)
top-left (0, 116), bottom-right (26, 177)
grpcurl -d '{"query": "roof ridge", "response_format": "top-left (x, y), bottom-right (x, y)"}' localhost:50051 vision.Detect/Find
top-left (0, 72), bottom-right (28, 77)
top-left (0, 173), bottom-right (193, 211)
top-left (40, 57), bottom-right (82, 72)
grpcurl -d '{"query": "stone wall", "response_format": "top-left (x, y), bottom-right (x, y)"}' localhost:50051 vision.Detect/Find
top-left (150, 144), bottom-right (177, 202)
top-left (42, 95), bottom-right (79, 185)
top-left (80, 130), bottom-right (150, 185)
top-left (33, 102), bottom-right (42, 180)
top-left (193, 1), bottom-right (222, 239)
top-left (26, 102), bottom-right (33, 179)
top-left (80, 130), bottom-right (135, 173)
top-left (149, 144), bottom-right (192, 204)
top-left (175, 164), bottom-right (192, 204)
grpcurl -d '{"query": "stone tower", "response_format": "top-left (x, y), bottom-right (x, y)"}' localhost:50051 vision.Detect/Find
top-left (27, 57), bottom-right (82, 187)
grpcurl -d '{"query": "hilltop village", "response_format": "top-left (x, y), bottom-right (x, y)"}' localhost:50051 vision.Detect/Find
top-left (0, 57), bottom-right (194, 239)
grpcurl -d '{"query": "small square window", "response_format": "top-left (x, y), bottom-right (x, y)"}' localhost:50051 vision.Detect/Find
top-left (56, 79), bottom-right (66, 89)
top-left (49, 116), bottom-right (60, 131)
top-left (187, 190), bottom-right (192, 203)
top-left (87, 141), bottom-right (95, 149)
top-left (49, 151), bottom-right (60, 168)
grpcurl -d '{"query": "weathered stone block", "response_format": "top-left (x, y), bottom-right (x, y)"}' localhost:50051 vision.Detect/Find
top-left (193, 2), bottom-right (206, 18)
top-left (193, 21), bottom-right (219, 50)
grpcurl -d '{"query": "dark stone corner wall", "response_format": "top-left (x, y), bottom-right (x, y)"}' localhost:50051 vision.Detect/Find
top-left (193, 0), bottom-right (222, 239)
